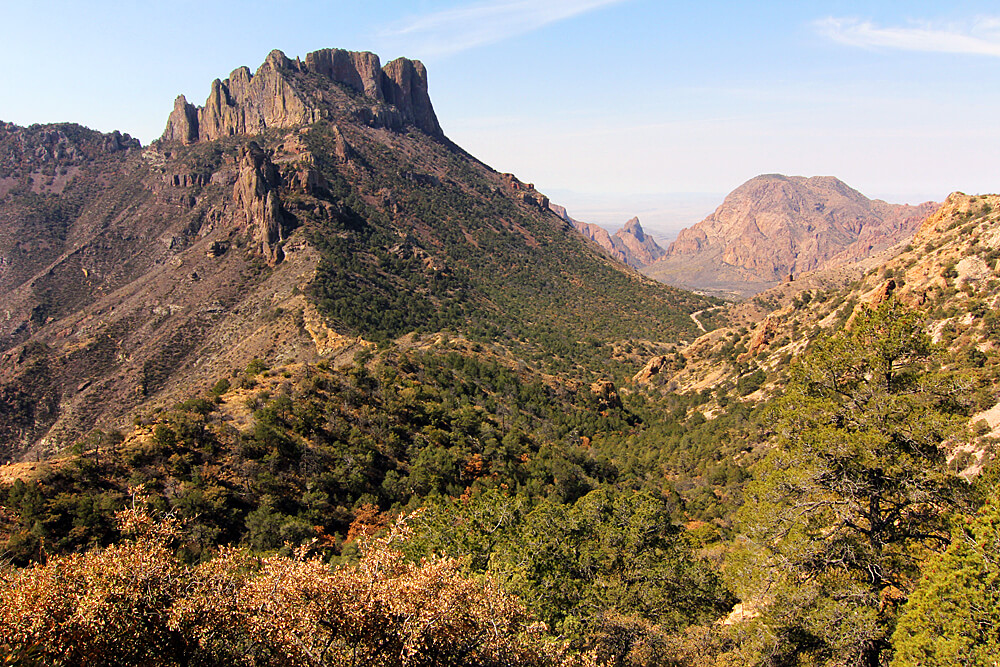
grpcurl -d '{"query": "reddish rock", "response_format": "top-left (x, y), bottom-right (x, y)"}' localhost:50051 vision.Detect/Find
top-left (644, 174), bottom-right (936, 296)
top-left (846, 279), bottom-right (897, 327)
top-left (232, 143), bottom-right (289, 265)
top-left (552, 206), bottom-right (664, 269)
top-left (611, 217), bottom-right (665, 268)
top-left (739, 313), bottom-right (784, 360)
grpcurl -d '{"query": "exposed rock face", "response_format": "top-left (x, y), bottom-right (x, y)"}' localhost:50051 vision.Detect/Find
top-left (642, 175), bottom-right (936, 298)
top-left (738, 308), bottom-right (790, 361)
top-left (501, 173), bottom-right (549, 210)
top-left (233, 143), bottom-right (290, 265)
top-left (551, 205), bottom-right (664, 269)
top-left (632, 355), bottom-right (669, 384)
top-left (382, 58), bottom-right (441, 136)
top-left (845, 279), bottom-right (896, 328)
top-left (160, 48), bottom-right (441, 144)
top-left (162, 96), bottom-right (200, 144)
top-left (305, 49), bottom-right (384, 99)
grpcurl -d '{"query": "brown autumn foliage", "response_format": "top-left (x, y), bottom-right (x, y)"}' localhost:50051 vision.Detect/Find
top-left (0, 494), bottom-right (576, 666)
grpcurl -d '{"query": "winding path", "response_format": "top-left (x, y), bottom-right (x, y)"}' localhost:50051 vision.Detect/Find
top-left (690, 306), bottom-right (724, 333)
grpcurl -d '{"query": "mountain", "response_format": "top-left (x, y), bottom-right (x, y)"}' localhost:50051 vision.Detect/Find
top-left (550, 204), bottom-right (665, 268)
top-left (614, 216), bottom-right (666, 268)
top-left (642, 174), bottom-right (936, 299)
top-left (3, 47), bottom-right (1000, 667)
top-left (0, 48), bottom-right (712, 464)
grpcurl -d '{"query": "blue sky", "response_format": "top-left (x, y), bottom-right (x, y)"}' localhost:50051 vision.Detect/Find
top-left (3, 1), bottom-right (999, 234)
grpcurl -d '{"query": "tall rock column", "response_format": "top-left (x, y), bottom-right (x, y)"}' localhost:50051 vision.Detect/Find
top-left (382, 58), bottom-right (441, 136)
top-left (233, 143), bottom-right (288, 265)
top-left (162, 96), bottom-right (200, 144)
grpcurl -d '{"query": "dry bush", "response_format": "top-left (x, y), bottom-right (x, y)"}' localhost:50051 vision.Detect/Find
top-left (0, 499), bottom-right (190, 665)
top-left (0, 504), bottom-right (556, 666)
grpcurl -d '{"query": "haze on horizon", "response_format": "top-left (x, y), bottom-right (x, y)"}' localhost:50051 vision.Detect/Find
top-left (3, 0), bottom-right (998, 237)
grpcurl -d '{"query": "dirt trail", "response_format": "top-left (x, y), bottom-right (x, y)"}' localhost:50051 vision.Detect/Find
top-left (690, 306), bottom-right (724, 332)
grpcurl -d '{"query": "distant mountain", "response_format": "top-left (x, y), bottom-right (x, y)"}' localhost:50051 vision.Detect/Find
top-left (0, 48), bottom-right (712, 462)
top-left (614, 217), bottom-right (666, 268)
top-left (642, 174), bottom-right (936, 298)
top-left (550, 204), bottom-right (665, 269)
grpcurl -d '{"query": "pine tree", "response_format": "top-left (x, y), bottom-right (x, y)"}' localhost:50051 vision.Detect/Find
top-left (728, 299), bottom-right (974, 666)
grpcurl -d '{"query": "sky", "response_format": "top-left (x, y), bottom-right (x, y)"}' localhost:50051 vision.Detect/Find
top-left (3, 0), bottom-right (999, 237)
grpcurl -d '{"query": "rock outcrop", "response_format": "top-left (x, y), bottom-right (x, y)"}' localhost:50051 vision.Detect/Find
top-left (589, 380), bottom-right (622, 410)
top-left (232, 143), bottom-right (290, 265)
top-left (161, 48), bottom-right (441, 145)
top-left (501, 173), bottom-right (549, 210)
top-left (738, 308), bottom-right (789, 361)
top-left (632, 355), bottom-right (669, 384)
top-left (642, 175), bottom-right (936, 298)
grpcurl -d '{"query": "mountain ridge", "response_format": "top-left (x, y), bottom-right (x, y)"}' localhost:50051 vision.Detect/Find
top-left (163, 48), bottom-right (441, 144)
top-left (0, 48), bottom-right (713, 463)
top-left (549, 204), bottom-right (665, 269)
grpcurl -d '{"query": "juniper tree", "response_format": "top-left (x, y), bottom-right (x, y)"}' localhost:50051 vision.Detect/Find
top-left (891, 494), bottom-right (1000, 666)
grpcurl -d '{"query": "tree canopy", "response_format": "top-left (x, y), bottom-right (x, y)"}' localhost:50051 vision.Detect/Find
top-left (728, 299), bottom-right (973, 666)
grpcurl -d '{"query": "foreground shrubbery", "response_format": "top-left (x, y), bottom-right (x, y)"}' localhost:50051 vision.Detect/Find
top-left (0, 497), bottom-right (567, 667)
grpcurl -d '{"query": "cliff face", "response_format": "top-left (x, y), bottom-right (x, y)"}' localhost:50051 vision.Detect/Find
top-left (643, 174), bottom-right (936, 298)
top-left (162, 48), bottom-right (442, 144)
top-left (232, 142), bottom-right (290, 265)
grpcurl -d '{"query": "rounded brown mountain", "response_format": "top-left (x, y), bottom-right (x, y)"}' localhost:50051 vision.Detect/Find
top-left (643, 174), bottom-right (936, 298)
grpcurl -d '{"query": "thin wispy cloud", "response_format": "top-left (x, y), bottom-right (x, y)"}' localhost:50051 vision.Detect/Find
top-left (381, 0), bottom-right (629, 57)
top-left (816, 16), bottom-right (1000, 57)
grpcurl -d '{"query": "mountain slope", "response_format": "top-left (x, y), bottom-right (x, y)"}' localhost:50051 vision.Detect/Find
top-left (642, 174), bottom-right (936, 298)
top-left (0, 48), bottom-right (713, 463)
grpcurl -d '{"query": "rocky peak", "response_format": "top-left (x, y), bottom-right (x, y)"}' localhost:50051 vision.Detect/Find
top-left (552, 204), bottom-right (664, 269)
top-left (160, 48), bottom-right (441, 145)
top-left (611, 217), bottom-right (664, 268)
top-left (621, 217), bottom-right (644, 238)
